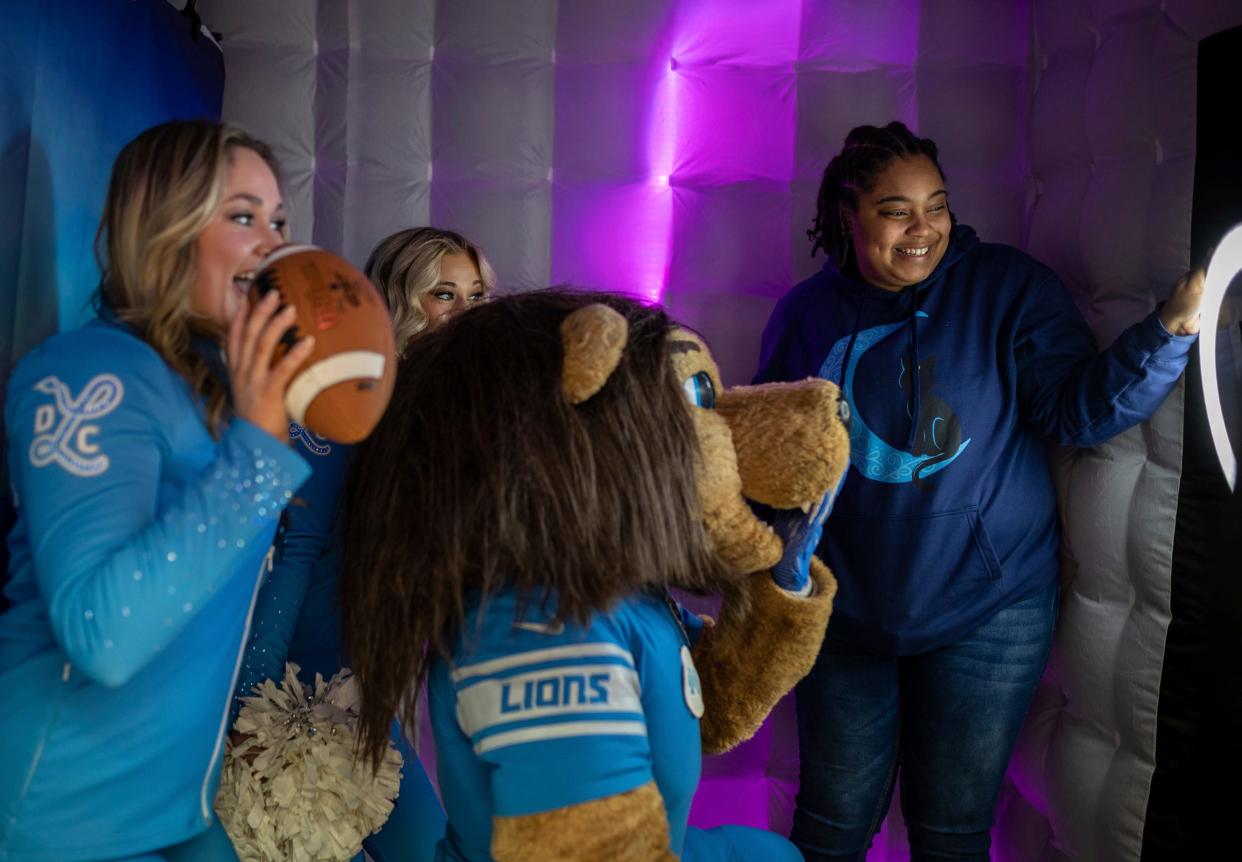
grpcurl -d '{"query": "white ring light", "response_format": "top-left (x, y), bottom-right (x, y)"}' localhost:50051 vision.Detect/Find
top-left (1198, 222), bottom-right (1242, 491)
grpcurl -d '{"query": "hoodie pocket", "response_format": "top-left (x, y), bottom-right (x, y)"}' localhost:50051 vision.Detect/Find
top-left (824, 505), bottom-right (1002, 635)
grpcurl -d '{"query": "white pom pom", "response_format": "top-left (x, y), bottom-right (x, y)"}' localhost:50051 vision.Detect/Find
top-left (215, 663), bottom-right (404, 862)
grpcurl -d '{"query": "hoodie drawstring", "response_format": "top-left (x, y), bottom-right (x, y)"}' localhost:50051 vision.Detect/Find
top-left (839, 295), bottom-right (867, 389)
top-left (905, 293), bottom-right (922, 450)
top-left (839, 290), bottom-right (921, 451)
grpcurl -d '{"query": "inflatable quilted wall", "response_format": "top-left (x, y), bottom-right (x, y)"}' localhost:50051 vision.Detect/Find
top-left (1003, 4), bottom-right (1242, 862)
top-left (192, 1), bottom-right (1242, 859)
top-left (195, 0), bottom-right (1032, 386)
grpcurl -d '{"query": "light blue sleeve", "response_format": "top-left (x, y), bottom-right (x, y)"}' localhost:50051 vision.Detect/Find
top-left (683, 825), bottom-right (803, 862)
top-left (233, 426), bottom-right (350, 710)
top-left (448, 615), bottom-right (655, 818)
top-left (5, 338), bottom-right (311, 687)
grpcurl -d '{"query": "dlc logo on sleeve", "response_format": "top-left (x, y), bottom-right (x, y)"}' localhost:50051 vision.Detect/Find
top-left (29, 374), bottom-right (124, 477)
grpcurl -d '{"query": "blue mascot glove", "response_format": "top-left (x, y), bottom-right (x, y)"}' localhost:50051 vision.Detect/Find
top-left (770, 475), bottom-right (845, 595)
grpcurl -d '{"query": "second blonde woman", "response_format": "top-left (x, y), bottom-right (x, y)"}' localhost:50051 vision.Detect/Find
top-left (363, 227), bottom-right (495, 352)
top-left (231, 226), bottom-right (495, 862)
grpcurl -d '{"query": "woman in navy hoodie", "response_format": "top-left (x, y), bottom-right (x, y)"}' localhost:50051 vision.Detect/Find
top-left (756, 121), bottom-right (1203, 862)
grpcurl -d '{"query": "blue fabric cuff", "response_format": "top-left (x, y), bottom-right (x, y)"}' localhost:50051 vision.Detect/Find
top-left (1148, 304), bottom-right (1200, 349)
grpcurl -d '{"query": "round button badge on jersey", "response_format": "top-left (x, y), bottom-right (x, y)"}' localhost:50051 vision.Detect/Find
top-left (681, 645), bottom-right (704, 718)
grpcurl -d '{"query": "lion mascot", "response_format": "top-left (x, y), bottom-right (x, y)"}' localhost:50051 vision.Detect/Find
top-left (339, 290), bottom-right (850, 861)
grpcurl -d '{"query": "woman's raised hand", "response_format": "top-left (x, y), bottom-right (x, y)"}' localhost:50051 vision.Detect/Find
top-left (227, 290), bottom-right (315, 441)
top-left (1161, 266), bottom-right (1205, 336)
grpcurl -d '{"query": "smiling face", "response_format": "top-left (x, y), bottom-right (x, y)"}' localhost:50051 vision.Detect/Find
top-left (188, 146), bottom-right (286, 329)
top-left (847, 154), bottom-right (951, 292)
top-left (417, 251), bottom-right (488, 331)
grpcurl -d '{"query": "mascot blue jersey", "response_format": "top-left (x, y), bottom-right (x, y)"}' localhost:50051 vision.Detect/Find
top-left (0, 319), bottom-right (310, 860)
top-left (429, 588), bottom-right (707, 862)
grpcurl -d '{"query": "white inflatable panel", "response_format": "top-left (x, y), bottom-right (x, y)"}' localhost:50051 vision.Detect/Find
top-left (196, 3), bottom-right (1242, 858)
top-left (1013, 3), bottom-right (1242, 860)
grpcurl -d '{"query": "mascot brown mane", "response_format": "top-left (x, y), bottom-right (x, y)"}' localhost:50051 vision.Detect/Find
top-left (340, 289), bottom-right (849, 859)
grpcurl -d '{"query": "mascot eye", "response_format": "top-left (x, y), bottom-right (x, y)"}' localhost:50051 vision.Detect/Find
top-left (682, 371), bottom-right (716, 409)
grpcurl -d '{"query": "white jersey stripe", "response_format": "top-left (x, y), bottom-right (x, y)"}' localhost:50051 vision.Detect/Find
top-left (473, 720), bottom-right (648, 755)
top-left (450, 642), bottom-right (635, 684)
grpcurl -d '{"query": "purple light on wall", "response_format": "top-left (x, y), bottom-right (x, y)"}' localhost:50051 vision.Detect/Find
top-left (630, 62), bottom-right (679, 303)
top-left (550, 18), bottom-right (679, 304)
top-left (637, 0), bottom-right (801, 304)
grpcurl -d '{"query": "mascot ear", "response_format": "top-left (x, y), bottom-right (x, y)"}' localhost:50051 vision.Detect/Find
top-left (560, 303), bottom-right (628, 404)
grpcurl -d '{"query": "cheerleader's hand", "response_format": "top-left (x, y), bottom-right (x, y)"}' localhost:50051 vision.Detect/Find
top-left (770, 476), bottom-right (845, 595)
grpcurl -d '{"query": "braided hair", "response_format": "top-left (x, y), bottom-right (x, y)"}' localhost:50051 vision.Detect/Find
top-left (807, 121), bottom-right (949, 265)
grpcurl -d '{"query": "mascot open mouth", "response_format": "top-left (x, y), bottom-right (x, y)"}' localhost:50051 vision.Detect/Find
top-left (665, 329), bottom-right (851, 577)
top-left (557, 305), bottom-right (851, 580)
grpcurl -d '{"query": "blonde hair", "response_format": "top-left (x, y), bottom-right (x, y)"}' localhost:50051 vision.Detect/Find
top-left (363, 227), bottom-right (496, 355)
top-left (96, 120), bottom-right (283, 433)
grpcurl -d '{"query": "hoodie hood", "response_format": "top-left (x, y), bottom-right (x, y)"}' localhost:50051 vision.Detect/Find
top-left (816, 223), bottom-right (979, 448)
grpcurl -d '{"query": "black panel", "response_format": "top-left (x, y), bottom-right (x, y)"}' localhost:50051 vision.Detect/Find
top-left (1144, 22), bottom-right (1242, 860)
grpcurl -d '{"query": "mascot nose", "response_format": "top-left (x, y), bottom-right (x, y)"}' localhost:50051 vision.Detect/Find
top-left (837, 397), bottom-right (852, 431)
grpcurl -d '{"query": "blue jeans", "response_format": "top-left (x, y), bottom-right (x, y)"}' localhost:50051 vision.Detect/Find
top-left (792, 581), bottom-right (1057, 862)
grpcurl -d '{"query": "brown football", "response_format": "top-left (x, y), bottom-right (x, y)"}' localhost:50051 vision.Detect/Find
top-left (248, 244), bottom-right (396, 444)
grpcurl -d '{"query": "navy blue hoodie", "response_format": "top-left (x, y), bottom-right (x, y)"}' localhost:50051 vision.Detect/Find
top-left (756, 224), bottom-right (1195, 655)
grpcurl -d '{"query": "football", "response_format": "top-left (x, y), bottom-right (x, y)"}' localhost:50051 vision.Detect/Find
top-left (249, 244), bottom-right (396, 443)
